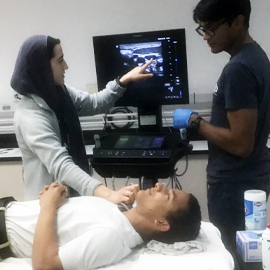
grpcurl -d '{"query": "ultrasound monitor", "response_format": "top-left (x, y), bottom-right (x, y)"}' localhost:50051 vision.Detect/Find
top-left (93, 28), bottom-right (189, 132)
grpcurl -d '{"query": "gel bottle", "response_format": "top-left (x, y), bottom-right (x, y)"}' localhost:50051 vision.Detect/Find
top-left (262, 223), bottom-right (270, 270)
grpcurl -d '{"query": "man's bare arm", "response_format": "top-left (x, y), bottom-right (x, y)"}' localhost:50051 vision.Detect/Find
top-left (32, 183), bottom-right (68, 270)
top-left (190, 108), bottom-right (257, 157)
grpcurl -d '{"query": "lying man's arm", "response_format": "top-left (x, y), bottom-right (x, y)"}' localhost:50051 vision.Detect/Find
top-left (32, 183), bottom-right (68, 270)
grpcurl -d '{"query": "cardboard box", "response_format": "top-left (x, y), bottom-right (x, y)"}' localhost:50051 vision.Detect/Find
top-left (236, 231), bottom-right (263, 262)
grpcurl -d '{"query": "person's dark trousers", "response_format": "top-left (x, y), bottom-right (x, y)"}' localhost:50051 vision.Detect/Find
top-left (207, 179), bottom-right (270, 270)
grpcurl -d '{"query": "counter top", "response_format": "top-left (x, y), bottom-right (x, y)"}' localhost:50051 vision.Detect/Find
top-left (2, 140), bottom-right (270, 161)
top-left (0, 141), bottom-right (212, 161)
top-left (0, 145), bottom-right (95, 161)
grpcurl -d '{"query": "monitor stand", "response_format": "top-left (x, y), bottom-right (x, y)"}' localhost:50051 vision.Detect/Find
top-left (137, 105), bottom-right (162, 133)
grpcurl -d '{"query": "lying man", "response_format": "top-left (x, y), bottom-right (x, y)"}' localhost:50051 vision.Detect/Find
top-left (0, 182), bottom-right (201, 270)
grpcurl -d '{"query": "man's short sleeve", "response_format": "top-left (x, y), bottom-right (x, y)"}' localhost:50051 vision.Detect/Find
top-left (58, 228), bottom-right (129, 270)
top-left (223, 62), bottom-right (258, 110)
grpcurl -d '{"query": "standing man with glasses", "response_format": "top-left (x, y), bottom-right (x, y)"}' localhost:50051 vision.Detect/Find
top-left (173, 0), bottom-right (270, 268)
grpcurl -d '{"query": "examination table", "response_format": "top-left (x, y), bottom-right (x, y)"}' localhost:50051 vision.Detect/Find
top-left (0, 222), bottom-right (234, 270)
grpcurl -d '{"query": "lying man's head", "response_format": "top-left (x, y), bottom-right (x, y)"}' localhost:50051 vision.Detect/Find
top-left (130, 183), bottom-right (201, 244)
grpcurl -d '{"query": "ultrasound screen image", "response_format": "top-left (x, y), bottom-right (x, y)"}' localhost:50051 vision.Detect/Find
top-left (119, 42), bottom-right (163, 77)
top-left (93, 28), bottom-right (189, 107)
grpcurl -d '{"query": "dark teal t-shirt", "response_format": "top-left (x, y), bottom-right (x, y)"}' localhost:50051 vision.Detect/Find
top-left (207, 42), bottom-right (270, 182)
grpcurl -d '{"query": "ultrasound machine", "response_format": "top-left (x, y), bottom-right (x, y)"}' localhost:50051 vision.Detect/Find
top-left (91, 28), bottom-right (191, 188)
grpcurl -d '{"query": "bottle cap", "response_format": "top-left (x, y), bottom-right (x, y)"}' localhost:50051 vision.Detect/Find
top-left (267, 223), bottom-right (270, 229)
top-left (244, 190), bottom-right (266, 201)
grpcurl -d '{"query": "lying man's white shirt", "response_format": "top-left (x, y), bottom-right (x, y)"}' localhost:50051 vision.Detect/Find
top-left (5, 197), bottom-right (143, 270)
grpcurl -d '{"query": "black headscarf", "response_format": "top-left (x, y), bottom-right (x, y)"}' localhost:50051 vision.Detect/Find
top-left (10, 35), bottom-right (89, 196)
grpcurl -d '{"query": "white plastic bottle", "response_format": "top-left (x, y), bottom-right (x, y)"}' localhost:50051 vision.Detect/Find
top-left (262, 223), bottom-right (270, 270)
top-left (244, 190), bottom-right (267, 230)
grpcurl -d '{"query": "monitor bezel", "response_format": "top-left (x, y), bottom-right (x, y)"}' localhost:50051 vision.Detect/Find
top-left (93, 28), bottom-right (189, 108)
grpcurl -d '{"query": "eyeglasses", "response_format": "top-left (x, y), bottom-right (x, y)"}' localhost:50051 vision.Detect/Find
top-left (195, 20), bottom-right (227, 37)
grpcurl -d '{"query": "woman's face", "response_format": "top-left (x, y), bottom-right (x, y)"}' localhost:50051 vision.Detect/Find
top-left (50, 44), bottom-right (68, 85)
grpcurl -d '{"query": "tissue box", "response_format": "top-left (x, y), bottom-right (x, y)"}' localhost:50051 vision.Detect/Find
top-left (236, 231), bottom-right (263, 262)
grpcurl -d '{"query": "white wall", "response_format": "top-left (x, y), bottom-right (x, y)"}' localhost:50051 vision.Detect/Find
top-left (0, 0), bottom-right (270, 109)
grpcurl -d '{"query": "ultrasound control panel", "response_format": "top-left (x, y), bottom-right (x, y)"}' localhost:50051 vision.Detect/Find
top-left (93, 149), bottom-right (171, 159)
top-left (91, 132), bottom-right (190, 178)
top-left (93, 134), bottom-right (176, 159)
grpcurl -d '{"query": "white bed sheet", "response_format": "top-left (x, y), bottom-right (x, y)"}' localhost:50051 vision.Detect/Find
top-left (0, 222), bottom-right (234, 270)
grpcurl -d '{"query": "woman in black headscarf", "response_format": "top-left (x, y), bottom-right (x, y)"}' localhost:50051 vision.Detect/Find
top-left (11, 35), bottom-right (152, 202)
